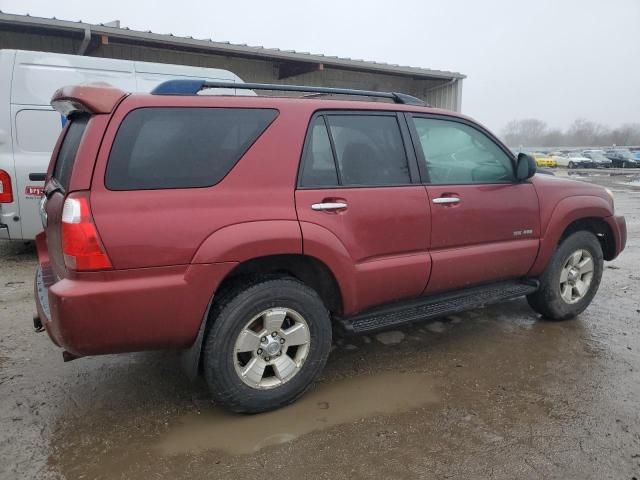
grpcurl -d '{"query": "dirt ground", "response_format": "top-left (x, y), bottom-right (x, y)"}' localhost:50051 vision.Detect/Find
top-left (1, 170), bottom-right (639, 480)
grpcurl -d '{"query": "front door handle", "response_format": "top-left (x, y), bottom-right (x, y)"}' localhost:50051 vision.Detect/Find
top-left (432, 197), bottom-right (460, 204)
top-left (311, 202), bottom-right (348, 211)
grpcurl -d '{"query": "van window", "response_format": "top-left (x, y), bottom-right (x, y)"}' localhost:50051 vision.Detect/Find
top-left (326, 114), bottom-right (410, 186)
top-left (105, 108), bottom-right (278, 190)
top-left (53, 115), bottom-right (90, 191)
top-left (15, 110), bottom-right (62, 153)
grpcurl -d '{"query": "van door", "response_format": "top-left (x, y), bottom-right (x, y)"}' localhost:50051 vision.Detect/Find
top-left (295, 112), bottom-right (432, 315)
top-left (11, 106), bottom-right (64, 239)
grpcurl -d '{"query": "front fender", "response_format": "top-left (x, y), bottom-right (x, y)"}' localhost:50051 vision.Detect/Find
top-left (191, 220), bottom-right (302, 264)
top-left (528, 195), bottom-right (613, 276)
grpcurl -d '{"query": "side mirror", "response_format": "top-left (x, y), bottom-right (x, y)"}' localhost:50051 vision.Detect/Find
top-left (516, 153), bottom-right (536, 181)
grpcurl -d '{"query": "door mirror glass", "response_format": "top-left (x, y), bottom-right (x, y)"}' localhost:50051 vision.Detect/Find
top-left (516, 153), bottom-right (537, 181)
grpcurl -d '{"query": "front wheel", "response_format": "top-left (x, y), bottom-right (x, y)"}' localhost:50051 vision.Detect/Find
top-left (568, 161), bottom-right (575, 169)
top-left (202, 278), bottom-right (332, 413)
top-left (527, 231), bottom-right (603, 320)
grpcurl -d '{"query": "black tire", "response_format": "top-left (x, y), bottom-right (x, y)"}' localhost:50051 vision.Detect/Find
top-left (202, 277), bottom-right (332, 413)
top-left (527, 231), bottom-right (603, 320)
top-left (568, 161), bottom-right (575, 169)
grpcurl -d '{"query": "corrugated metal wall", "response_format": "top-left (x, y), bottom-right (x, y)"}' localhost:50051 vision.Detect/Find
top-left (0, 28), bottom-right (462, 111)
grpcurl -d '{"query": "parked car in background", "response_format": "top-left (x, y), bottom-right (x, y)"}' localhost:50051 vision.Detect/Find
top-left (0, 49), bottom-right (247, 242)
top-left (551, 151), bottom-right (594, 169)
top-left (605, 149), bottom-right (640, 168)
top-left (531, 152), bottom-right (557, 168)
top-left (33, 80), bottom-right (626, 413)
top-left (582, 150), bottom-right (613, 168)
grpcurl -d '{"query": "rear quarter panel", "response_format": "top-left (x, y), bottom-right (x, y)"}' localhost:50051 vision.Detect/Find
top-left (90, 96), bottom-right (312, 269)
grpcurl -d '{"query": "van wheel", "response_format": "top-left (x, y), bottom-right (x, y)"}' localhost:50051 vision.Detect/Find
top-left (527, 231), bottom-right (603, 320)
top-left (202, 278), bottom-right (332, 413)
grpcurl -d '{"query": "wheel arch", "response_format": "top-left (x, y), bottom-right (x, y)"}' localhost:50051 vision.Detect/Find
top-left (181, 253), bottom-right (344, 379)
top-left (529, 195), bottom-right (615, 276)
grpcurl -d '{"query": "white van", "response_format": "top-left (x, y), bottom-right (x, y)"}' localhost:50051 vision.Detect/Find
top-left (0, 49), bottom-right (247, 241)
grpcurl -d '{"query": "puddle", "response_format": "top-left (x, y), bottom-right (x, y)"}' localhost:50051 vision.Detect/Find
top-left (157, 371), bottom-right (438, 456)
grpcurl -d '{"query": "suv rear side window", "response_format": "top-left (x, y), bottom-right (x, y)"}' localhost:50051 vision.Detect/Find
top-left (300, 113), bottom-right (411, 187)
top-left (53, 115), bottom-right (89, 191)
top-left (106, 107), bottom-right (277, 190)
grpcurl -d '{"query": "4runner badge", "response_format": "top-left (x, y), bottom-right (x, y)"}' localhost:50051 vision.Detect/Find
top-left (513, 229), bottom-right (533, 237)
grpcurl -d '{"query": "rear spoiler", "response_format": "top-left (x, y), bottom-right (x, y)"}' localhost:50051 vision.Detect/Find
top-left (51, 83), bottom-right (127, 117)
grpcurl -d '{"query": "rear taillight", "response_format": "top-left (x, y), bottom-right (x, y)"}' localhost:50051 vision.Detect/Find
top-left (0, 169), bottom-right (13, 203)
top-left (61, 192), bottom-right (112, 271)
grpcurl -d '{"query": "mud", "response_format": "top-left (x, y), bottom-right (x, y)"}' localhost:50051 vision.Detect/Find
top-left (1, 169), bottom-right (640, 479)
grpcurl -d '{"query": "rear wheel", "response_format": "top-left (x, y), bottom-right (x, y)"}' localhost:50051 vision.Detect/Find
top-left (568, 161), bottom-right (575, 169)
top-left (202, 278), bottom-right (332, 413)
top-left (527, 231), bottom-right (603, 320)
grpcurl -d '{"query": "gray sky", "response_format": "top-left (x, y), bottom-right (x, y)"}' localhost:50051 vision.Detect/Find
top-left (2, 0), bottom-right (639, 133)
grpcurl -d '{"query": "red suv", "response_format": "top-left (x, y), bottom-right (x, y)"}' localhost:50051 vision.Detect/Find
top-left (34, 81), bottom-right (627, 413)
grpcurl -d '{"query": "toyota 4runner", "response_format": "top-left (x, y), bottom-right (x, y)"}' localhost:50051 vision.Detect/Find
top-left (33, 81), bottom-right (627, 413)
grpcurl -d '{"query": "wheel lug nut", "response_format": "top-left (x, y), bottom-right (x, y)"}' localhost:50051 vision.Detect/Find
top-left (277, 352), bottom-right (281, 356)
top-left (265, 356), bottom-right (270, 361)
top-left (261, 336), bottom-right (266, 342)
top-left (257, 348), bottom-right (262, 354)
top-left (271, 332), bottom-right (277, 337)
top-left (279, 338), bottom-right (285, 344)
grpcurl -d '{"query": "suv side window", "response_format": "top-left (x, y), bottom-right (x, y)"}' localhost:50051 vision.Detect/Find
top-left (413, 117), bottom-right (514, 184)
top-left (106, 107), bottom-right (277, 190)
top-left (299, 117), bottom-right (339, 187)
top-left (299, 113), bottom-right (411, 187)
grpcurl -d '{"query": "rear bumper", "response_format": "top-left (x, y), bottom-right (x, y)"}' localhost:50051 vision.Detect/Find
top-left (34, 236), bottom-right (237, 356)
top-left (604, 214), bottom-right (627, 260)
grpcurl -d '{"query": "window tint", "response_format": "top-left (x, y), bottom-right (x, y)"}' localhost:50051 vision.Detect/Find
top-left (53, 115), bottom-right (89, 191)
top-left (327, 115), bottom-right (410, 186)
top-left (413, 118), bottom-right (514, 184)
top-left (106, 108), bottom-right (277, 190)
top-left (300, 117), bottom-right (338, 187)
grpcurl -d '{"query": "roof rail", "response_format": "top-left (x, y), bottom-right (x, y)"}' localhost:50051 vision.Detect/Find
top-left (151, 80), bottom-right (427, 106)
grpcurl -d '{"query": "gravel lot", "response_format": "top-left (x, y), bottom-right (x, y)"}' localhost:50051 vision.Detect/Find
top-left (1, 170), bottom-right (639, 479)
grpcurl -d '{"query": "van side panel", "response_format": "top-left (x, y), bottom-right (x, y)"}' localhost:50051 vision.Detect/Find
top-left (0, 50), bottom-right (19, 240)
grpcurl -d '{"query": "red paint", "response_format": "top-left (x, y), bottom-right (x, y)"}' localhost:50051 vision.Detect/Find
top-left (33, 86), bottom-right (627, 357)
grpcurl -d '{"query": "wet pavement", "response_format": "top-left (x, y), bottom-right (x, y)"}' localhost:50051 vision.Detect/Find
top-left (1, 169), bottom-right (639, 479)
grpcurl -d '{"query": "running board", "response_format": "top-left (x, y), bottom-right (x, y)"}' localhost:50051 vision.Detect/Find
top-left (337, 280), bottom-right (539, 334)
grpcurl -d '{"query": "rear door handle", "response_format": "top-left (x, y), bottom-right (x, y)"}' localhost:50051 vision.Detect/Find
top-left (311, 202), bottom-right (348, 211)
top-left (432, 197), bottom-right (460, 204)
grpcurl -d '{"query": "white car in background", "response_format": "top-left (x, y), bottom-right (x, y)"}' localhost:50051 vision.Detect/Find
top-left (550, 151), bottom-right (594, 169)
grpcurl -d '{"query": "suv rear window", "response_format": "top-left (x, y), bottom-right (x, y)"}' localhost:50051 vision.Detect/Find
top-left (105, 107), bottom-right (278, 190)
top-left (53, 115), bottom-right (89, 191)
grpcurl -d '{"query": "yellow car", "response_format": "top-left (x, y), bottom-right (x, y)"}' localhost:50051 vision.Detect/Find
top-left (531, 152), bottom-right (557, 168)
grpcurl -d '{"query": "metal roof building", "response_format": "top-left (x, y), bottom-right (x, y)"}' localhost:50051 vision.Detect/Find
top-left (0, 12), bottom-right (465, 110)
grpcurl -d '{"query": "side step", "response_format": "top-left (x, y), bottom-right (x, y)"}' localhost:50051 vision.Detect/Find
top-left (337, 280), bottom-right (539, 334)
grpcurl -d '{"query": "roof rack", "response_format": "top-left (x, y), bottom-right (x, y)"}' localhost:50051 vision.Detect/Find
top-left (151, 79), bottom-right (427, 106)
